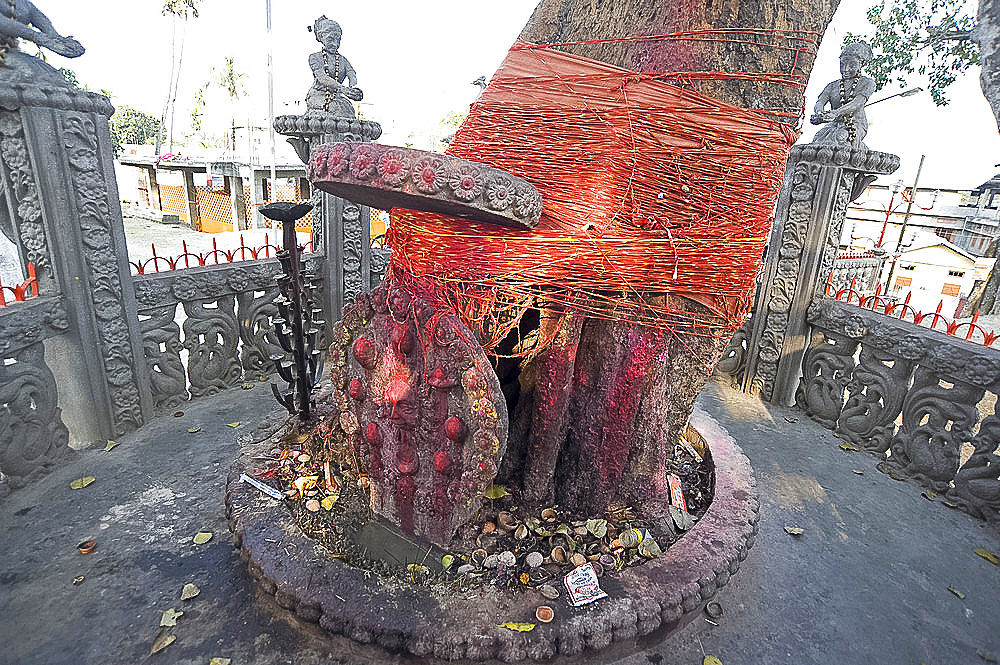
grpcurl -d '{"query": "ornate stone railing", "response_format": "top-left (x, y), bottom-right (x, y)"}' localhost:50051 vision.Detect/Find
top-left (132, 257), bottom-right (325, 414)
top-left (131, 251), bottom-right (388, 415)
top-left (829, 252), bottom-right (882, 293)
top-left (797, 297), bottom-right (1000, 526)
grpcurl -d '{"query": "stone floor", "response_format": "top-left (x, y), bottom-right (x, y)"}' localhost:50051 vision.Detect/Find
top-left (1, 379), bottom-right (998, 665)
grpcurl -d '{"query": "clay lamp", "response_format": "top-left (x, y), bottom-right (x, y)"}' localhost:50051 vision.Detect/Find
top-left (77, 539), bottom-right (97, 555)
top-left (535, 606), bottom-right (555, 623)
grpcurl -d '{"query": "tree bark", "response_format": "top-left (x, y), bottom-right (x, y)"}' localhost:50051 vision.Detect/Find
top-left (976, 0), bottom-right (1000, 132)
top-left (495, 0), bottom-right (840, 514)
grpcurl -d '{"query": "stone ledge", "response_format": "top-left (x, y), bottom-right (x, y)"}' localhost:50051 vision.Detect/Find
top-left (225, 406), bottom-right (758, 662)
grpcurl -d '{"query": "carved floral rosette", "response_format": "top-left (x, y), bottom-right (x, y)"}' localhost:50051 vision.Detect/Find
top-left (308, 143), bottom-right (542, 230)
top-left (326, 283), bottom-right (509, 547)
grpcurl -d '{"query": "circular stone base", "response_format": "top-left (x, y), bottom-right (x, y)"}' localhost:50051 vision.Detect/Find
top-left (225, 407), bottom-right (758, 662)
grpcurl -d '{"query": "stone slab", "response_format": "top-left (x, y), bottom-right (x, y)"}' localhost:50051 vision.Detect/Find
top-left (307, 143), bottom-right (542, 230)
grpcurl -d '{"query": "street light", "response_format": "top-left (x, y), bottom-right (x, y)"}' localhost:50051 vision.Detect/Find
top-left (876, 179), bottom-right (907, 247)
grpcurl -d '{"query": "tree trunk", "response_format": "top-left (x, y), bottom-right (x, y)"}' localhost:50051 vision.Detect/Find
top-left (977, 0), bottom-right (1000, 132)
top-left (495, 0), bottom-right (840, 514)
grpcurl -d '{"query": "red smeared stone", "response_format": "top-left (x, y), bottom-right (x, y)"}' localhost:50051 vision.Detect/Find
top-left (308, 143), bottom-right (542, 231)
top-left (444, 416), bottom-right (465, 442)
top-left (428, 366), bottom-right (457, 389)
top-left (434, 450), bottom-right (450, 472)
top-left (348, 379), bottom-right (364, 400)
top-left (327, 284), bottom-right (509, 547)
top-left (352, 337), bottom-right (376, 369)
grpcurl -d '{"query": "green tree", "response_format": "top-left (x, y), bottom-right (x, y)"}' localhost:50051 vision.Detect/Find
top-left (846, 0), bottom-right (998, 130)
top-left (109, 106), bottom-right (162, 157)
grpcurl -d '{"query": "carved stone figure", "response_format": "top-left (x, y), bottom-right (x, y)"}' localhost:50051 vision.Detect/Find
top-left (304, 15), bottom-right (361, 119)
top-left (810, 42), bottom-right (876, 147)
top-left (0, 0), bottom-right (84, 64)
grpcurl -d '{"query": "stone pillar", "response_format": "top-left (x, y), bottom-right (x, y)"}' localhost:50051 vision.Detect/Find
top-left (0, 51), bottom-right (152, 441)
top-left (249, 172), bottom-right (266, 229)
top-left (227, 175), bottom-right (247, 230)
top-left (145, 165), bottom-right (162, 209)
top-left (273, 116), bottom-right (382, 321)
top-left (740, 143), bottom-right (900, 404)
top-left (181, 169), bottom-right (199, 231)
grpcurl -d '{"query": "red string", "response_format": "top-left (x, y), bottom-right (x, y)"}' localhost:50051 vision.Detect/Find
top-left (386, 38), bottom-right (804, 353)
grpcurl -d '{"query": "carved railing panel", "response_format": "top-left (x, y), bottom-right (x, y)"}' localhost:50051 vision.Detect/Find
top-left (237, 288), bottom-right (282, 377)
top-left (886, 367), bottom-right (983, 492)
top-left (802, 298), bottom-right (1000, 526)
top-left (138, 304), bottom-right (187, 412)
top-left (0, 340), bottom-right (72, 489)
top-left (837, 345), bottom-right (912, 453)
top-left (183, 295), bottom-right (242, 399)
top-left (795, 328), bottom-right (858, 428)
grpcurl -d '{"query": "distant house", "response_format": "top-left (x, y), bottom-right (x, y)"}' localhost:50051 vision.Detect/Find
top-left (888, 234), bottom-right (977, 314)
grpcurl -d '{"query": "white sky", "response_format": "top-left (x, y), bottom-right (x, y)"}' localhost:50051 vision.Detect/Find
top-left (37, 0), bottom-right (999, 190)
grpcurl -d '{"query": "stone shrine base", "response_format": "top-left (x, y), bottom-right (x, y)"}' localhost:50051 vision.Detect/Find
top-left (225, 408), bottom-right (759, 662)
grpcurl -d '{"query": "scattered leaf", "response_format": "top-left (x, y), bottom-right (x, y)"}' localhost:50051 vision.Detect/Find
top-left (497, 621), bottom-right (535, 632)
top-left (669, 504), bottom-right (694, 531)
top-left (193, 532), bottom-right (213, 545)
top-left (406, 564), bottom-right (429, 576)
top-left (784, 526), bottom-right (805, 536)
top-left (586, 518), bottom-right (608, 539)
top-left (974, 548), bottom-right (999, 565)
top-left (180, 583), bottom-right (200, 601)
top-left (484, 484), bottom-right (509, 500)
top-left (839, 442), bottom-right (859, 452)
top-left (852, 469), bottom-right (864, 475)
top-left (321, 494), bottom-right (338, 510)
top-left (150, 630), bottom-right (176, 654)
top-left (227, 422), bottom-right (240, 428)
top-left (947, 585), bottom-right (966, 599)
top-left (441, 554), bottom-right (455, 570)
top-left (159, 608), bottom-right (183, 627)
top-left (293, 476), bottom-right (319, 494)
top-left (103, 439), bottom-right (119, 452)
top-left (72, 576), bottom-right (84, 585)
top-left (209, 659), bottom-right (232, 665)
top-left (704, 657), bottom-right (724, 665)
top-left (921, 490), bottom-right (938, 501)
top-left (70, 476), bottom-right (96, 490)
top-left (241, 382), bottom-right (255, 390)
top-left (187, 427), bottom-right (201, 434)
top-left (784, 416), bottom-right (798, 423)
top-left (979, 648), bottom-right (998, 663)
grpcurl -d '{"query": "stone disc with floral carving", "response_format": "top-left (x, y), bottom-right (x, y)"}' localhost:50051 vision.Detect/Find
top-left (307, 142), bottom-right (542, 230)
top-left (327, 283), bottom-right (509, 547)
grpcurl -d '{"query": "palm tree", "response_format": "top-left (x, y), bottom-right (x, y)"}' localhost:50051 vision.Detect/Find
top-left (156, 0), bottom-right (201, 155)
top-left (215, 56), bottom-right (246, 152)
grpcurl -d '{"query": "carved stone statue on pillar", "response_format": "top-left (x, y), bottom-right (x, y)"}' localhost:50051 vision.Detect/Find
top-left (0, 0), bottom-right (84, 64)
top-left (718, 40), bottom-right (901, 405)
top-left (274, 17), bottom-right (382, 330)
top-left (304, 16), bottom-right (362, 119)
top-left (809, 42), bottom-right (876, 148)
